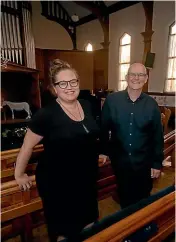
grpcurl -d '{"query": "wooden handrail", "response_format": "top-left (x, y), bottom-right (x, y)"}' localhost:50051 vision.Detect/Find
top-left (85, 191), bottom-right (175, 242)
top-left (1, 175), bottom-right (116, 195)
top-left (1, 144), bottom-right (43, 160)
top-left (1, 175), bottom-right (35, 192)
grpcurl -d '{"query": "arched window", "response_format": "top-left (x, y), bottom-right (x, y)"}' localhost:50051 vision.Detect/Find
top-left (85, 43), bottom-right (93, 52)
top-left (165, 22), bottom-right (176, 92)
top-left (118, 33), bottom-right (131, 90)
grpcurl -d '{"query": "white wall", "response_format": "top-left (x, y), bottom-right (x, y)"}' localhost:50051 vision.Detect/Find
top-left (108, 3), bottom-right (145, 90)
top-left (31, 1), bottom-right (73, 50)
top-left (76, 19), bottom-right (104, 50)
top-left (31, 1), bottom-right (175, 92)
top-left (149, 1), bottom-right (175, 92)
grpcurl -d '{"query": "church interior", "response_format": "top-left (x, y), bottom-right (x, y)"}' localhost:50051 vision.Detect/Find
top-left (1, 1), bottom-right (175, 242)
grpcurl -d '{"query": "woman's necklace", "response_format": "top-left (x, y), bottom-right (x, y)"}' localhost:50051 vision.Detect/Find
top-left (77, 102), bottom-right (89, 133)
top-left (57, 99), bottom-right (89, 133)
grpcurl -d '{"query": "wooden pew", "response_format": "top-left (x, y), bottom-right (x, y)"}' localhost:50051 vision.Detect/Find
top-left (1, 148), bottom-right (116, 241)
top-left (1, 144), bottom-right (43, 183)
top-left (1, 175), bottom-right (46, 241)
top-left (1, 145), bottom-right (43, 241)
top-left (1, 130), bottom-right (175, 241)
top-left (1, 130), bottom-right (175, 205)
top-left (83, 188), bottom-right (175, 242)
top-left (1, 184), bottom-right (175, 241)
top-left (98, 160), bottom-right (117, 200)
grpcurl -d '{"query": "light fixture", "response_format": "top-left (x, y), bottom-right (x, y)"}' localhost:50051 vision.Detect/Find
top-left (71, 14), bottom-right (79, 22)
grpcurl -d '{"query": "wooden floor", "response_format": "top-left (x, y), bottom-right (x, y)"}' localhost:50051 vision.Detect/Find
top-left (5, 167), bottom-right (175, 242)
top-left (99, 166), bottom-right (175, 219)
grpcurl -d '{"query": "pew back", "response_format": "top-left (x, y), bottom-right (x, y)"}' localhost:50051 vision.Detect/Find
top-left (84, 190), bottom-right (175, 242)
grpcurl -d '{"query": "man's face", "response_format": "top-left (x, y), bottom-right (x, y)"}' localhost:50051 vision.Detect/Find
top-left (126, 64), bottom-right (148, 90)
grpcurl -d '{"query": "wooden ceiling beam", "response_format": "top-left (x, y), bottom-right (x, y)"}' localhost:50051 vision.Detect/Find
top-left (141, 1), bottom-right (154, 92)
top-left (75, 1), bottom-right (142, 26)
top-left (108, 1), bottom-right (141, 14)
top-left (142, 1), bottom-right (154, 30)
top-left (74, 1), bottom-right (107, 19)
top-left (74, 1), bottom-right (109, 48)
top-left (75, 14), bottom-right (97, 26)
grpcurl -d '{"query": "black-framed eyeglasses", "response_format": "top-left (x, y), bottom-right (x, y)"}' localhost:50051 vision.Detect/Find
top-left (128, 73), bottom-right (147, 79)
top-left (54, 79), bottom-right (79, 89)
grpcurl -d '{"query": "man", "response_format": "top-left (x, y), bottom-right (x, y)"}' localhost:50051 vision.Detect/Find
top-left (100, 63), bottom-right (164, 208)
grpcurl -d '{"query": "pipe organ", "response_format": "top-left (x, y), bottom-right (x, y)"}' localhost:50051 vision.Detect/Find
top-left (1, 1), bottom-right (36, 69)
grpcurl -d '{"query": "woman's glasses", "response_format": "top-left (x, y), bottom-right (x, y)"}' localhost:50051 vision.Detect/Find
top-left (54, 79), bottom-right (79, 89)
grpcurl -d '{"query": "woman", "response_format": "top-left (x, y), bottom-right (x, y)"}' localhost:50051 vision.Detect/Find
top-left (15, 59), bottom-right (100, 241)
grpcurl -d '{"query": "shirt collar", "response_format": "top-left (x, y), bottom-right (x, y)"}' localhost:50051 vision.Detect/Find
top-left (124, 88), bottom-right (144, 102)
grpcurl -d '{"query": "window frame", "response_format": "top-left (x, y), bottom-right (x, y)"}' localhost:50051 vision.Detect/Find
top-left (164, 22), bottom-right (176, 93)
top-left (118, 33), bottom-right (131, 91)
top-left (84, 42), bottom-right (93, 52)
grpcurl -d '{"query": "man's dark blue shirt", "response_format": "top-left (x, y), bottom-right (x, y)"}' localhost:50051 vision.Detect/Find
top-left (101, 90), bottom-right (164, 171)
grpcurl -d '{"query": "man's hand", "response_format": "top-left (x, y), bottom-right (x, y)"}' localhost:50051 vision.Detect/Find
top-left (151, 168), bottom-right (161, 179)
top-left (98, 154), bottom-right (108, 165)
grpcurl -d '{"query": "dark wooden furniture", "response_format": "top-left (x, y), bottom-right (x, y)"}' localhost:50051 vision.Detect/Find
top-left (1, 62), bottom-right (41, 117)
top-left (1, 62), bottom-right (41, 154)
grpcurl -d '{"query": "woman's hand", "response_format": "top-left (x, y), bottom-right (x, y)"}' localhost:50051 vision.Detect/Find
top-left (14, 129), bottom-right (43, 191)
top-left (15, 173), bottom-right (33, 191)
top-left (98, 154), bottom-right (108, 165)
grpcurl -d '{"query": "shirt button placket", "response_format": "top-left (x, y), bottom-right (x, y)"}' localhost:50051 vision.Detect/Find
top-left (129, 102), bottom-right (134, 157)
